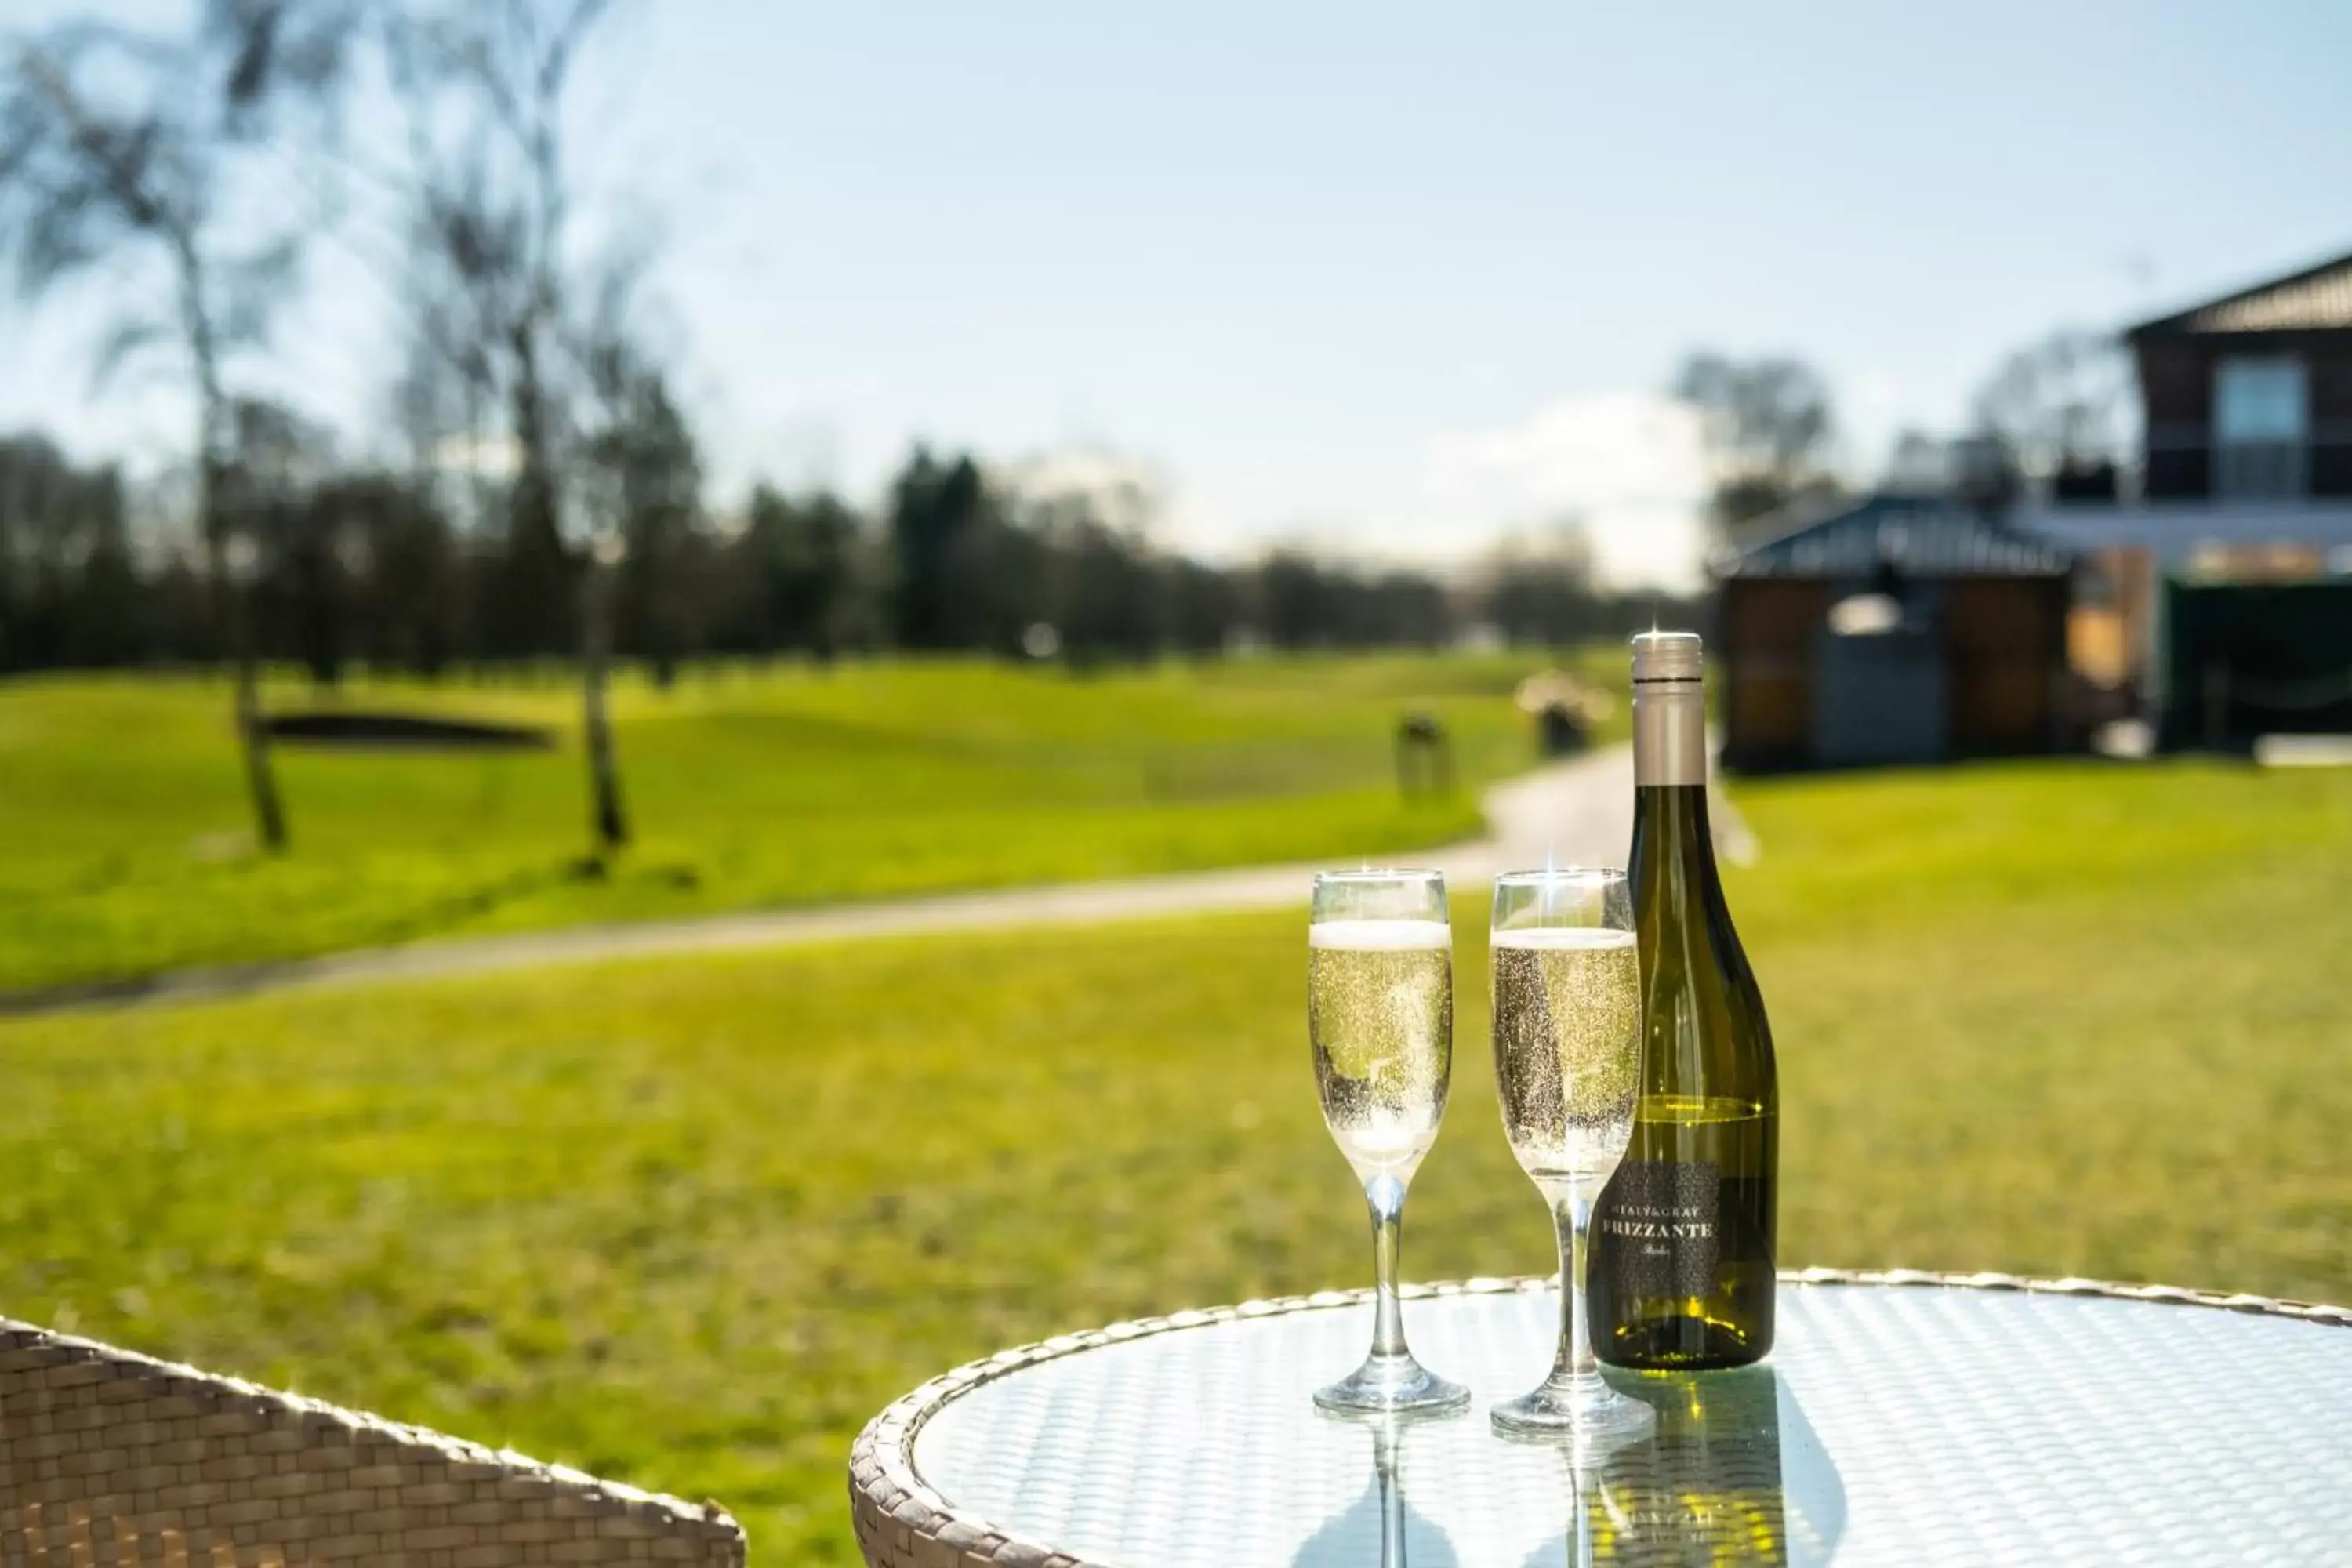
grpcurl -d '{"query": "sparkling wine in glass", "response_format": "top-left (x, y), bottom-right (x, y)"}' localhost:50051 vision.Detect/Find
top-left (1489, 867), bottom-right (1657, 1439)
top-left (1307, 869), bottom-right (1469, 1416)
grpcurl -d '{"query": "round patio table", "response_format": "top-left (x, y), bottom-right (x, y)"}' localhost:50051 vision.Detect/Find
top-left (849, 1269), bottom-right (2352, 1567)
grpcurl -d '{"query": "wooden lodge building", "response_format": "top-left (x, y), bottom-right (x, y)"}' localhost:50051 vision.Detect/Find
top-left (1717, 245), bottom-right (2352, 771)
top-left (1716, 497), bottom-right (2076, 771)
top-left (2130, 247), bottom-right (2352, 503)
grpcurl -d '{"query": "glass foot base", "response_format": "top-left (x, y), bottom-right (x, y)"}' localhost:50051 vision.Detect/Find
top-left (1490, 1374), bottom-right (1657, 1439)
top-left (1313, 1356), bottom-right (1471, 1417)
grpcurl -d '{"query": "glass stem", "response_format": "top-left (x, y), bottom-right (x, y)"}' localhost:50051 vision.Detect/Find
top-left (1552, 1188), bottom-right (1598, 1386)
top-left (1366, 1171), bottom-right (1410, 1360)
top-left (1374, 1421), bottom-right (1403, 1568)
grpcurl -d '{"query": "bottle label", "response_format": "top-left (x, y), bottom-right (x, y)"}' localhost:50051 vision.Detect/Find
top-left (1599, 1160), bottom-right (1721, 1297)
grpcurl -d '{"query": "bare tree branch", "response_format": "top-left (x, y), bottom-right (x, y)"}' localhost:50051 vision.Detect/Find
top-left (539, 0), bottom-right (612, 103)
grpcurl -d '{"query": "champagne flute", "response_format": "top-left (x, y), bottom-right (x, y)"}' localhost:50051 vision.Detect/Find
top-left (1489, 867), bottom-right (1656, 1439)
top-left (1308, 869), bottom-right (1469, 1416)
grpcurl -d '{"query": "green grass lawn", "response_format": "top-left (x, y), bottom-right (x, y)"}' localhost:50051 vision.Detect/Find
top-left (0, 652), bottom-right (1610, 994)
top-left (0, 754), bottom-right (2343, 1561)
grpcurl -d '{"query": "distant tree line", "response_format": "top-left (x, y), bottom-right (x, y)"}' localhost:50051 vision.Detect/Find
top-left (0, 429), bottom-right (1675, 681)
top-left (2, 0), bottom-right (1694, 857)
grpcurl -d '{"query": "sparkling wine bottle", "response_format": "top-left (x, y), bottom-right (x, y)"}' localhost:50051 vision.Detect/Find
top-left (1591, 630), bottom-right (1778, 1368)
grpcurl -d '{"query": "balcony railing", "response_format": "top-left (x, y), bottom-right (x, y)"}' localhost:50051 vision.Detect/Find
top-left (2140, 426), bottom-right (2352, 501)
top-left (2212, 441), bottom-right (2310, 499)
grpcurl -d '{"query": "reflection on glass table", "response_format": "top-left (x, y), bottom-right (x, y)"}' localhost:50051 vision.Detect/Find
top-left (1520, 1367), bottom-right (1839, 1568)
top-left (1291, 1368), bottom-right (1835, 1568)
top-left (1290, 1411), bottom-right (1460, 1568)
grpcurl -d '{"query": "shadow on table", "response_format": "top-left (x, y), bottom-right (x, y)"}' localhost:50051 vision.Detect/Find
top-left (1517, 1367), bottom-right (1848, 1567)
top-left (1290, 1412), bottom-right (1461, 1568)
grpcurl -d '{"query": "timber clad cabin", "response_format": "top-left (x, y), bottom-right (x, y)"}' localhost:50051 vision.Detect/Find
top-left (1717, 497), bottom-right (2074, 773)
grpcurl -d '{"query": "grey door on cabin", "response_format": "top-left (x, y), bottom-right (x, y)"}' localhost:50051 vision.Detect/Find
top-left (1812, 626), bottom-right (1947, 766)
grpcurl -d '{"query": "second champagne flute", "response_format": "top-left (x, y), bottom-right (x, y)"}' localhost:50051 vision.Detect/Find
top-left (1488, 867), bottom-right (1656, 1439)
top-left (1308, 869), bottom-right (1469, 1415)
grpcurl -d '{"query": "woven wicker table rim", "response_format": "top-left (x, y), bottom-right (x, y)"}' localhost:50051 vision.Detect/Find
top-left (845, 1267), bottom-right (2352, 1568)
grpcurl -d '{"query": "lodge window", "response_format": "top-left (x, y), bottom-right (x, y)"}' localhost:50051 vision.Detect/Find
top-left (2212, 357), bottom-right (2308, 499)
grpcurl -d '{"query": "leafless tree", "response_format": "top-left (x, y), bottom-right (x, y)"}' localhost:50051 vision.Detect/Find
top-left (384, 0), bottom-right (639, 852)
top-left (1882, 428), bottom-right (1954, 494)
top-left (1970, 328), bottom-right (2134, 490)
top-left (0, 2), bottom-right (353, 851)
top-left (1672, 352), bottom-right (1842, 543)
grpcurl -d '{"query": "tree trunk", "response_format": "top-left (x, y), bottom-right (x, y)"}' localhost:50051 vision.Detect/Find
top-left (180, 238), bottom-right (288, 855)
top-left (581, 556), bottom-right (630, 851)
top-left (222, 514), bottom-right (287, 855)
top-left (203, 437), bottom-right (289, 856)
top-left (218, 500), bottom-right (288, 854)
top-left (234, 633), bottom-right (289, 854)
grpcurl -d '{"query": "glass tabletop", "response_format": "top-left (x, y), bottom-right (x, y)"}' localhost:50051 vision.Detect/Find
top-left (906, 1279), bottom-right (2352, 1566)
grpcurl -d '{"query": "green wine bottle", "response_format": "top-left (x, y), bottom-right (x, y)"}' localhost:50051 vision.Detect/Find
top-left (1592, 630), bottom-right (1778, 1369)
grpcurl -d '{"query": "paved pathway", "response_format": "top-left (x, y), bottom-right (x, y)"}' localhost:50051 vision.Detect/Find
top-left (6, 744), bottom-right (1730, 1017)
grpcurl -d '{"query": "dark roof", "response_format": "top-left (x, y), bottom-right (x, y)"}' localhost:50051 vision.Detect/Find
top-left (2128, 247), bottom-right (2352, 339)
top-left (1720, 494), bottom-right (2075, 580)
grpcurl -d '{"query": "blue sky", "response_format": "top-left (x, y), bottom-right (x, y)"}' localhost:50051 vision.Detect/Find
top-left (6, 0), bottom-right (2350, 585)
